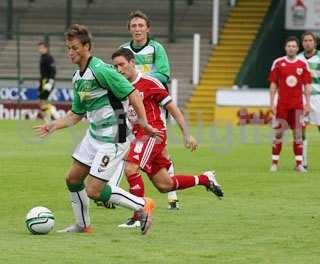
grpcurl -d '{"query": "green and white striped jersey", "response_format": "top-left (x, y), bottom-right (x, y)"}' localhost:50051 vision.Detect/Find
top-left (72, 56), bottom-right (134, 143)
top-left (120, 38), bottom-right (170, 85)
top-left (298, 50), bottom-right (320, 95)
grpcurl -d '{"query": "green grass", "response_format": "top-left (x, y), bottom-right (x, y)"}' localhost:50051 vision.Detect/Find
top-left (1, 120), bottom-right (320, 263)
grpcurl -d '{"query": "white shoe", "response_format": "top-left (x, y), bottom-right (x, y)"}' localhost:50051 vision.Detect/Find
top-left (118, 218), bottom-right (141, 228)
top-left (295, 165), bottom-right (307, 173)
top-left (203, 171), bottom-right (224, 199)
top-left (270, 164), bottom-right (278, 172)
top-left (57, 224), bottom-right (92, 233)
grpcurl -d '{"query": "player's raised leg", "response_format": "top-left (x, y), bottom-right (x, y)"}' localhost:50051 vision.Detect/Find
top-left (91, 142), bottom-right (155, 234)
top-left (151, 167), bottom-right (223, 199)
top-left (167, 160), bottom-right (180, 210)
top-left (86, 176), bottom-right (155, 235)
top-left (94, 160), bottom-right (125, 209)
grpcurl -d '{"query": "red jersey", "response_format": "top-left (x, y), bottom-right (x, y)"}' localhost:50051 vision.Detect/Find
top-left (269, 56), bottom-right (311, 108)
top-left (128, 72), bottom-right (172, 136)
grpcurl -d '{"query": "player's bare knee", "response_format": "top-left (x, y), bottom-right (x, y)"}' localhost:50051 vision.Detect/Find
top-left (156, 186), bottom-right (167, 193)
top-left (66, 173), bottom-right (81, 185)
top-left (155, 183), bottom-right (172, 193)
top-left (125, 162), bottom-right (139, 177)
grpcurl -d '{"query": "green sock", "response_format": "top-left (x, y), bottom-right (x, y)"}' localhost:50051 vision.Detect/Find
top-left (99, 185), bottom-right (112, 203)
top-left (67, 182), bottom-right (85, 192)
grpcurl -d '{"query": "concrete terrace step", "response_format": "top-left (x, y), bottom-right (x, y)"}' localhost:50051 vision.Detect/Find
top-left (185, 0), bottom-right (272, 121)
top-left (0, 0), bottom-right (232, 110)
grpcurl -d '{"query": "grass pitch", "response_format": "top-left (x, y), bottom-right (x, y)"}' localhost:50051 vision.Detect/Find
top-left (0, 120), bottom-right (320, 264)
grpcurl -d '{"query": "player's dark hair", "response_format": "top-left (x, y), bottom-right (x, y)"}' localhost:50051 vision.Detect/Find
top-left (127, 10), bottom-right (150, 29)
top-left (64, 24), bottom-right (92, 50)
top-left (301, 31), bottom-right (317, 44)
top-left (285, 36), bottom-right (300, 47)
top-left (111, 48), bottom-right (135, 62)
top-left (38, 41), bottom-right (49, 48)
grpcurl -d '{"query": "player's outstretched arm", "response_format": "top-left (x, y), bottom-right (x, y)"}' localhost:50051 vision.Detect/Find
top-left (165, 102), bottom-right (198, 151)
top-left (33, 110), bottom-right (83, 137)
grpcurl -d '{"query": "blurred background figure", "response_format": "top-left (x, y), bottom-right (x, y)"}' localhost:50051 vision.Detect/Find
top-left (37, 41), bottom-right (60, 123)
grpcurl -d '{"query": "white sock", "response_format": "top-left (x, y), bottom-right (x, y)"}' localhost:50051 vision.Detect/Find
top-left (109, 185), bottom-right (145, 211)
top-left (69, 189), bottom-right (90, 228)
top-left (167, 161), bottom-right (178, 201)
top-left (303, 139), bottom-right (307, 167)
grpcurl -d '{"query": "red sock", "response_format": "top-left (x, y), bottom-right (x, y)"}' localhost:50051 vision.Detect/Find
top-left (198, 175), bottom-right (209, 186)
top-left (272, 139), bottom-right (282, 165)
top-left (293, 140), bottom-right (303, 166)
top-left (171, 175), bottom-right (196, 190)
top-left (128, 173), bottom-right (145, 221)
top-left (127, 173), bottom-right (144, 197)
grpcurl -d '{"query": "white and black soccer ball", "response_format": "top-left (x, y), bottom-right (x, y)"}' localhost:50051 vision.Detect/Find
top-left (25, 206), bottom-right (55, 235)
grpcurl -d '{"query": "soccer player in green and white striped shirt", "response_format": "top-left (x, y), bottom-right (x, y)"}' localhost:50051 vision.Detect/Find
top-left (120, 10), bottom-right (170, 86)
top-left (34, 24), bottom-right (160, 235)
top-left (298, 31), bottom-right (320, 169)
top-left (117, 10), bottom-right (179, 213)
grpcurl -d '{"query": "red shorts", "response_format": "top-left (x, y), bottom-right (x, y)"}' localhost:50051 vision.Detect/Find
top-left (126, 135), bottom-right (171, 177)
top-left (273, 107), bottom-right (304, 130)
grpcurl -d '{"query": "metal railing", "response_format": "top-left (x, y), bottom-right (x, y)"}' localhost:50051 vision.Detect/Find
top-left (3, 0), bottom-right (198, 43)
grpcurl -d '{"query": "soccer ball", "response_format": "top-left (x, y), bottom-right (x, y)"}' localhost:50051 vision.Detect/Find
top-left (25, 206), bottom-right (55, 235)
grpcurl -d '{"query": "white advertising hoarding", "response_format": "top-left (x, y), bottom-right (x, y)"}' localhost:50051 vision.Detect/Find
top-left (286, 0), bottom-right (320, 30)
top-left (216, 90), bottom-right (270, 107)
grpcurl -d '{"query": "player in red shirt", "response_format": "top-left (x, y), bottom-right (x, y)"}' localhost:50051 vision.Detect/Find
top-left (112, 48), bottom-right (224, 228)
top-left (269, 36), bottom-right (311, 172)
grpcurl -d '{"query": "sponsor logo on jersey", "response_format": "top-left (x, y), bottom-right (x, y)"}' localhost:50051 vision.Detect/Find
top-left (286, 75), bottom-right (298, 87)
top-left (143, 54), bottom-right (154, 64)
top-left (296, 68), bottom-right (303, 75)
top-left (79, 91), bottom-right (92, 102)
top-left (97, 167), bottom-right (106, 173)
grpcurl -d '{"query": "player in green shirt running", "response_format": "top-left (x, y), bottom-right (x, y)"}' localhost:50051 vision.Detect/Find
top-left (34, 24), bottom-right (160, 235)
